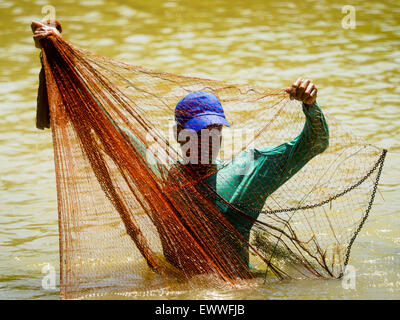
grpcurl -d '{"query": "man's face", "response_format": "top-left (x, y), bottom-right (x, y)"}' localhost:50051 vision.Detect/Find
top-left (175, 124), bottom-right (223, 165)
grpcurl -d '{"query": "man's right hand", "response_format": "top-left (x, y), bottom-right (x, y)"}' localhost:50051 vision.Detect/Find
top-left (31, 21), bottom-right (60, 49)
top-left (285, 77), bottom-right (318, 107)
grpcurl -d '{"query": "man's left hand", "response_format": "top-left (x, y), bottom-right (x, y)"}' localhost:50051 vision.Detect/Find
top-left (285, 77), bottom-right (318, 106)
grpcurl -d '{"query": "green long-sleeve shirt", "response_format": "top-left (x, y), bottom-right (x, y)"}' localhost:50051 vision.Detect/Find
top-left (203, 101), bottom-right (329, 234)
top-left (123, 101), bottom-right (329, 265)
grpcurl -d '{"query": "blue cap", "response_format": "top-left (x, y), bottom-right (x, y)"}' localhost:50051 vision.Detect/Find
top-left (174, 91), bottom-right (230, 131)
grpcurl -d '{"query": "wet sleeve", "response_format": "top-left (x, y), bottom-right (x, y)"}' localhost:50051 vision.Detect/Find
top-left (222, 101), bottom-right (329, 217)
top-left (36, 54), bottom-right (51, 130)
top-left (254, 101), bottom-right (329, 195)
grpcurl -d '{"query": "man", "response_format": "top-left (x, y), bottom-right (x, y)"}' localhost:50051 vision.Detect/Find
top-left (169, 88), bottom-right (329, 268)
top-left (32, 21), bottom-right (329, 270)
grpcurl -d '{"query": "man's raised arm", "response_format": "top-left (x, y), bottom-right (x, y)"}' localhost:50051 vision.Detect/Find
top-left (252, 78), bottom-right (329, 197)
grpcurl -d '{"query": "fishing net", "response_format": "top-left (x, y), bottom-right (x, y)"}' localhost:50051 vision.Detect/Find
top-left (35, 24), bottom-right (386, 299)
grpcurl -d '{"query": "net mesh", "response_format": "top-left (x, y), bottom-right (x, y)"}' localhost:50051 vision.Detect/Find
top-left (37, 30), bottom-right (386, 299)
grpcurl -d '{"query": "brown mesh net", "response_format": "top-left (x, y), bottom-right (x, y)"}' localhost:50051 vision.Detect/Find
top-left (36, 29), bottom-right (386, 299)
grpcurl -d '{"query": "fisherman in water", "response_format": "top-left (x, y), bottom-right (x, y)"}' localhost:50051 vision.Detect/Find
top-left (32, 21), bottom-right (329, 275)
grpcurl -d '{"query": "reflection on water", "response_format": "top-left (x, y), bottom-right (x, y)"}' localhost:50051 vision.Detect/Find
top-left (0, 0), bottom-right (399, 299)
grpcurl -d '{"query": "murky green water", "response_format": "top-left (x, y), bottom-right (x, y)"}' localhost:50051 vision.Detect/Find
top-left (0, 0), bottom-right (399, 299)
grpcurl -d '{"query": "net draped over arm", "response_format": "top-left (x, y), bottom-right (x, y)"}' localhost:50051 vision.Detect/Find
top-left (256, 101), bottom-right (329, 189)
top-left (224, 101), bottom-right (329, 217)
top-left (120, 128), bottom-right (168, 180)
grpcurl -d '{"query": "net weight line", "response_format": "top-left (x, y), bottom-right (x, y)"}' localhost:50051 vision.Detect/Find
top-left (262, 149), bottom-right (387, 280)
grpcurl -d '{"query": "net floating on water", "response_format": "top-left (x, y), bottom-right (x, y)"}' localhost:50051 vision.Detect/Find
top-left (36, 29), bottom-right (386, 299)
